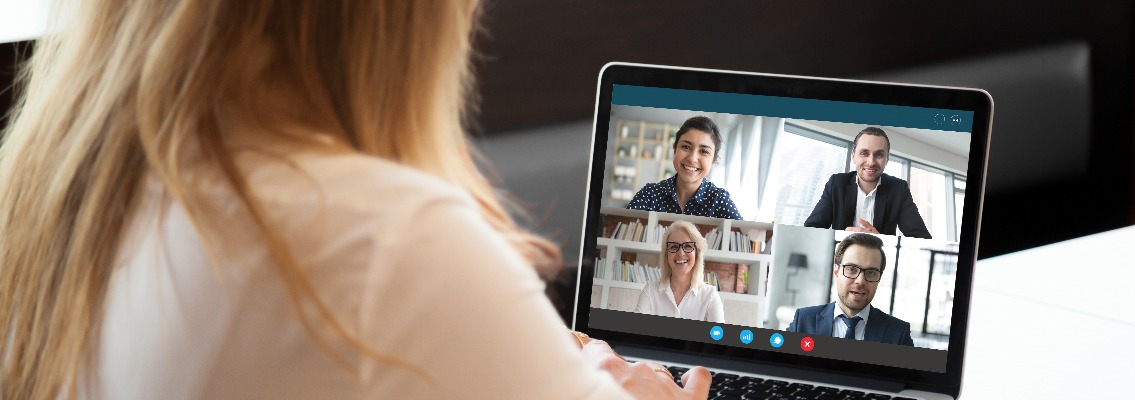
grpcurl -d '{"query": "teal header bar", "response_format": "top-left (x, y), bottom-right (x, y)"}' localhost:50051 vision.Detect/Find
top-left (612, 85), bottom-right (974, 133)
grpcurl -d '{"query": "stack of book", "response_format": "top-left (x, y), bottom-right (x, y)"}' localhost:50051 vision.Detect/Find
top-left (593, 257), bottom-right (661, 283)
top-left (703, 228), bottom-right (767, 253)
top-left (704, 271), bottom-right (720, 290)
top-left (609, 220), bottom-right (649, 243)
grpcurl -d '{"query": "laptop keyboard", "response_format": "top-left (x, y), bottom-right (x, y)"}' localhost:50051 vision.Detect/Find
top-left (665, 366), bottom-right (920, 400)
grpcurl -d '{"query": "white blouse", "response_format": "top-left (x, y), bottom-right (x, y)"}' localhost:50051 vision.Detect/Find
top-left (85, 150), bottom-right (630, 399)
top-left (633, 279), bottom-right (725, 323)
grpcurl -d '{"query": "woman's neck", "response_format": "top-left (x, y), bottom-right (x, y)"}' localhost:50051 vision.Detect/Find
top-left (674, 180), bottom-right (699, 210)
top-left (670, 274), bottom-right (693, 294)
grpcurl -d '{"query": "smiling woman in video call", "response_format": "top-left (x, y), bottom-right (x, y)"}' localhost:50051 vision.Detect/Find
top-left (626, 116), bottom-right (742, 220)
top-left (634, 221), bottom-right (725, 323)
top-left (0, 1), bottom-right (711, 398)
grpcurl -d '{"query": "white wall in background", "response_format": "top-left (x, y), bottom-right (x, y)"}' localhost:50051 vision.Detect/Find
top-left (0, 0), bottom-right (47, 43)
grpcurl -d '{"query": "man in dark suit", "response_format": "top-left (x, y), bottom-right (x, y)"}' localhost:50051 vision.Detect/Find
top-left (803, 127), bottom-right (931, 239)
top-left (787, 233), bottom-right (914, 346)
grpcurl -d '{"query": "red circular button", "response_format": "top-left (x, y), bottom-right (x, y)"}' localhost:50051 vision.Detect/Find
top-left (800, 336), bottom-right (815, 352)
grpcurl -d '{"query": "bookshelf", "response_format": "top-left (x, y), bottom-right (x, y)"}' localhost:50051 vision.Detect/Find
top-left (592, 207), bottom-right (773, 327)
top-left (607, 120), bottom-right (677, 208)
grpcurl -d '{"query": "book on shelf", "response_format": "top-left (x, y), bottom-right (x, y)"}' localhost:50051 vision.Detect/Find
top-left (608, 219), bottom-right (649, 243)
top-left (647, 224), bottom-right (665, 244)
top-left (714, 229), bottom-right (766, 254)
top-left (703, 271), bottom-right (720, 291)
top-left (703, 228), bottom-right (722, 250)
top-left (593, 257), bottom-right (661, 284)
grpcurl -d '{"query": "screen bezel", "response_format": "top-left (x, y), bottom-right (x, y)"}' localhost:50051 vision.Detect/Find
top-left (573, 62), bottom-right (993, 396)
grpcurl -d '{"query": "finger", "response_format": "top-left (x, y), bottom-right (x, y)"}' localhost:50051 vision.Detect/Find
top-left (582, 338), bottom-right (610, 352)
top-left (643, 362), bottom-right (674, 381)
top-left (568, 330), bottom-right (591, 349)
top-left (845, 227), bottom-right (864, 232)
top-left (582, 339), bottom-right (627, 361)
top-left (580, 340), bottom-right (630, 373)
top-left (858, 218), bottom-right (875, 230)
top-left (680, 366), bottom-right (712, 396)
top-left (630, 361), bottom-right (665, 377)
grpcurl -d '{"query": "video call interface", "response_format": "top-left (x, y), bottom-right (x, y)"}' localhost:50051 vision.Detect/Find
top-left (587, 84), bottom-right (975, 373)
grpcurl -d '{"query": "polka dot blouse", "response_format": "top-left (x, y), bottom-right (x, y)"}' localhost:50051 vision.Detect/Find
top-left (626, 176), bottom-right (742, 220)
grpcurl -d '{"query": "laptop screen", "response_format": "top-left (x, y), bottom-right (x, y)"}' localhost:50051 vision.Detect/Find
top-left (576, 64), bottom-right (992, 389)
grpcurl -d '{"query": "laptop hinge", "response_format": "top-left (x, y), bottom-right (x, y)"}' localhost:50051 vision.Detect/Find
top-left (612, 344), bottom-right (907, 394)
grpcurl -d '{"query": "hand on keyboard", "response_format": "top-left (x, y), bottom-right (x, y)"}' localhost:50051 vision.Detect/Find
top-left (581, 339), bottom-right (712, 399)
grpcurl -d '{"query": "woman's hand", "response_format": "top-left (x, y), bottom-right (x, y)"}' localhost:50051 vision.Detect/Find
top-left (580, 339), bottom-right (712, 399)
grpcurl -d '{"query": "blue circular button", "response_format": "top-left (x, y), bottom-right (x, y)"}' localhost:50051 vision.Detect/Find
top-left (710, 326), bottom-right (724, 341)
top-left (740, 329), bottom-right (754, 345)
top-left (770, 333), bottom-right (785, 348)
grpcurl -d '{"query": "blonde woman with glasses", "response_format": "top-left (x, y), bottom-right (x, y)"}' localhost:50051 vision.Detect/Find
top-left (0, 1), bottom-right (710, 398)
top-left (634, 221), bottom-right (725, 323)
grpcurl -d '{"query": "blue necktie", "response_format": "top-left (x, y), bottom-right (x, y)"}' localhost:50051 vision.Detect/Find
top-left (839, 315), bottom-right (862, 339)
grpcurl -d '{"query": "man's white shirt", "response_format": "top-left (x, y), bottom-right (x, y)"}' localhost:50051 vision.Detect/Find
top-left (833, 304), bottom-right (872, 340)
top-left (853, 174), bottom-right (879, 229)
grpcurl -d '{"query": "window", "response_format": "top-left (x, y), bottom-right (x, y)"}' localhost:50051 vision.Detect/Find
top-left (953, 178), bottom-right (966, 237)
top-left (760, 124), bottom-right (847, 225)
top-left (908, 164), bottom-right (949, 240)
top-left (885, 155), bottom-right (908, 181)
top-left (890, 238), bottom-right (955, 350)
top-left (891, 245), bottom-right (928, 338)
top-left (924, 249), bottom-right (957, 336)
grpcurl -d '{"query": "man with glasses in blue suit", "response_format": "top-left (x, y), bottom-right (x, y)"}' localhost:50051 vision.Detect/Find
top-left (787, 233), bottom-right (914, 346)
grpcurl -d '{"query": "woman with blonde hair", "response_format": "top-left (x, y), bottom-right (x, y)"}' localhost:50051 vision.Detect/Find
top-left (0, 1), bottom-right (709, 398)
top-left (634, 221), bottom-right (725, 323)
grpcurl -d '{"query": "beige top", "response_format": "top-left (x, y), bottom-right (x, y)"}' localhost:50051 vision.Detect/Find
top-left (85, 151), bottom-right (629, 399)
top-left (634, 279), bottom-right (725, 323)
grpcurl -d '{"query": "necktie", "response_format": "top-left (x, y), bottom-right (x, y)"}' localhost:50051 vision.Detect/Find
top-left (839, 315), bottom-right (862, 339)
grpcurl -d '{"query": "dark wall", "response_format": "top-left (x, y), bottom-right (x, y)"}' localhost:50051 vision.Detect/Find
top-left (473, 1), bottom-right (1132, 134)
top-left (472, 1), bottom-right (1135, 258)
top-left (0, 40), bottom-right (30, 130)
top-left (0, 2), bottom-right (1131, 258)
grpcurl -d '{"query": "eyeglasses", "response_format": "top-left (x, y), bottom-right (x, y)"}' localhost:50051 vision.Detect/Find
top-left (666, 242), bottom-right (696, 253)
top-left (840, 264), bottom-right (882, 282)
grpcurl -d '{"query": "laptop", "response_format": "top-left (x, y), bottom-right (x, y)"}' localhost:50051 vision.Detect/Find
top-left (572, 63), bottom-right (992, 399)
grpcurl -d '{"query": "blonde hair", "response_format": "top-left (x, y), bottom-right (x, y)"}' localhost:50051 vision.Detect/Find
top-left (0, 1), bottom-right (559, 398)
top-left (659, 221), bottom-right (707, 286)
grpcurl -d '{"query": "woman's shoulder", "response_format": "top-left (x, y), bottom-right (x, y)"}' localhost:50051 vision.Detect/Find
top-left (243, 151), bottom-right (473, 213)
top-left (646, 175), bottom-right (680, 191)
top-left (227, 151), bottom-right (480, 252)
top-left (696, 282), bottom-right (722, 296)
top-left (640, 279), bottom-right (666, 292)
top-left (701, 179), bottom-right (730, 196)
top-left (639, 180), bottom-right (665, 192)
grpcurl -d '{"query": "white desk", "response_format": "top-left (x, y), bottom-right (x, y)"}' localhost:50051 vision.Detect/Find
top-left (961, 225), bottom-right (1135, 399)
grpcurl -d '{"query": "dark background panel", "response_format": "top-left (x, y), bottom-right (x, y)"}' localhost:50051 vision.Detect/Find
top-left (472, 1), bottom-right (1131, 134)
top-left (470, 1), bottom-right (1134, 260)
top-left (0, 1), bottom-right (1132, 262)
top-left (0, 40), bottom-right (30, 129)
